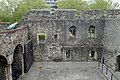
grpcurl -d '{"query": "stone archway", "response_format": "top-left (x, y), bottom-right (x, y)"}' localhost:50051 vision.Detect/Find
top-left (0, 55), bottom-right (8, 80)
top-left (116, 55), bottom-right (120, 71)
top-left (12, 44), bottom-right (23, 80)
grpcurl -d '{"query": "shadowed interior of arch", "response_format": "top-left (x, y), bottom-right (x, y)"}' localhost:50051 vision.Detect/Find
top-left (12, 45), bottom-right (23, 80)
top-left (0, 55), bottom-right (7, 80)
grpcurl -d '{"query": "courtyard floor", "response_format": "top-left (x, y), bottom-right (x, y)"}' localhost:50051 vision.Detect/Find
top-left (20, 62), bottom-right (106, 80)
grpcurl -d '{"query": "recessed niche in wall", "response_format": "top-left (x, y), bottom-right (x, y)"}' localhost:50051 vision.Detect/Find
top-left (37, 33), bottom-right (46, 44)
top-left (54, 33), bottom-right (58, 39)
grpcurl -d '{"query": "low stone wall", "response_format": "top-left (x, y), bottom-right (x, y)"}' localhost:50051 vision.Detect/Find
top-left (0, 22), bottom-right (11, 32)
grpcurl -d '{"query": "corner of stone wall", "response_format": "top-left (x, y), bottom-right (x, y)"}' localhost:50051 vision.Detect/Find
top-left (104, 9), bottom-right (120, 19)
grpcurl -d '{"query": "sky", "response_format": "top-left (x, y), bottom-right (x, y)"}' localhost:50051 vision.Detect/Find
top-left (86, 0), bottom-right (120, 4)
top-left (112, 0), bottom-right (120, 3)
top-left (0, 0), bottom-right (120, 4)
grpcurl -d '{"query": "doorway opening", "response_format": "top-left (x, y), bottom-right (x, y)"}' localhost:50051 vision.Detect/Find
top-left (90, 50), bottom-right (97, 60)
top-left (12, 44), bottom-right (23, 80)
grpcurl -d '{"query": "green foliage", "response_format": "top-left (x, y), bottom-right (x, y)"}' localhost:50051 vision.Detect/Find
top-left (89, 0), bottom-right (113, 13)
top-left (57, 0), bottom-right (120, 14)
top-left (13, 0), bottom-right (46, 22)
top-left (57, 0), bottom-right (89, 14)
top-left (38, 34), bottom-right (46, 40)
top-left (0, 0), bottom-right (46, 22)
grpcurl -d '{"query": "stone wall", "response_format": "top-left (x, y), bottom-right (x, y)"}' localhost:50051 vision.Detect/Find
top-left (22, 9), bottom-right (77, 21)
top-left (0, 27), bottom-right (28, 63)
top-left (103, 10), bottom-right (120, 70)
top-left (0, 26), bottom-right (29, 80)
top-left (22, 9), bottom-right (104, 62)
top-left (0, 22), bottom-right (11, 32)
top-left (103, 19), bottom-right (120, 70)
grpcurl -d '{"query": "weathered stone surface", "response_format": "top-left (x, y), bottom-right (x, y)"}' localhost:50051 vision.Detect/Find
top-left (20, 62), bottom-right (106, 80)
top-left (0, 22), bottom-right (11, 32)
top-left (22, 9), bottom-right (104, 62)
top-left (0, 24), bottom-right (29, 80)
top-left (1, 9), bottom-right (120, 80)
top-left (103, 19), bottom-right (120, 70)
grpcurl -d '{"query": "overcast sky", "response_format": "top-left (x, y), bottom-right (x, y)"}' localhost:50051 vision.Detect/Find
top-left (86, 0), bottom-right (120, 3)
top-left (0, 0), bottom-right (120, 4)
top-left (112, 0), bottom-right (120, 3)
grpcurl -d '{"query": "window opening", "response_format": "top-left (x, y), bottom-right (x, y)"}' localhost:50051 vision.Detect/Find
top-left (69, 26), bottom-right (76, 38)
top-left (89, 26), bottom-right (95, 37)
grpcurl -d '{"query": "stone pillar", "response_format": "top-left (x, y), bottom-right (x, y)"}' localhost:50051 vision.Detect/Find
top-left (7, 64), bottom-right (12, 80)
top-left (22, 54), bottom-right (24, 76)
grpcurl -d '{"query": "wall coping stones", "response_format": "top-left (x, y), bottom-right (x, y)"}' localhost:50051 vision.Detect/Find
top-left (22, 9), bottom-right (120, 21)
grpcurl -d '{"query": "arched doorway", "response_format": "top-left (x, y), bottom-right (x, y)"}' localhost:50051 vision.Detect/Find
top-left (0, 55), bottom-right (7, 80)
top-left (116, 55), bottom-right (120, 71)
top-left (12, 44), bottom-right (23, 80)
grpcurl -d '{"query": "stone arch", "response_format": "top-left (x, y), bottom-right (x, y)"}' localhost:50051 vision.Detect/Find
top-left (88, 26), bottom-right (96, 37)
top-left (12, 44), bottom-right (23, 80)
top-left (0, 55), bottom-right (8, 80)
top-left (69, 26), bottom-right (76, 37)
top-left (116, 55), bottom-right (120, 71)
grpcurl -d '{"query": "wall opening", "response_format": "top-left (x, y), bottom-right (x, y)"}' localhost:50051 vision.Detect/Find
top-left (102, 57), bottom-right (105, 64)
top-left (88, 26), bottom-right (95, 37)
top-left (54, 34), bottom-right (58, 39)
top-left (12, 44), bottom-right (23, 80)
top-left (116, 55), bottom-right (120, 71)
top-left (66, 50), bottom-right (71, 59)
top-left (69, 26), bottom-right (76, 38)
top-left (0, 56), bottom-right (7, 80)
top-left (37, 33), bottom-right (46, 44)
top-left (89, 50), bottom-right (97, 60)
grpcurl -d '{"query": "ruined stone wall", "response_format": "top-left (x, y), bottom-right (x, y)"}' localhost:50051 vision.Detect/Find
top-left (22, 9), bottom-right (104, 61)
top-left (0, 25), bottom-right (29, 80)
top-left (103, 10), bottom-right (120, 70)
top-left (0, 22), bottom-right (11, 32)
top-left (0, 27), bottom-right (28, 64)
top-left (22, 9), bottom-right (77, 21)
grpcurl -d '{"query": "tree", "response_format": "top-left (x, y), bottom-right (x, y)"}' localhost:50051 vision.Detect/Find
top-left (13, 0), bottom-right (46, 22)
top-left (0, 0), bottom-right (46, 22)
top-left (57, 0), bottom-right (120, 13)
top-left (57, 0), bottom-right (89, 14)
top-left (89, 0), bottom-right (112, 13)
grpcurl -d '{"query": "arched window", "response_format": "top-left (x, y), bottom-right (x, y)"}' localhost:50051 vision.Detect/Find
top-left (69, 26), bottom-right (76, 38)
top-left (88, 26), bottom-right (95, 37)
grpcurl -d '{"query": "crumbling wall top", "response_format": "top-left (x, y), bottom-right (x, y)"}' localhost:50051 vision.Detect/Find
top-left (22, 9), bottom-right (120, 21)
top-left (105, 9), bottom-right (120, 19)
top-left (80, 10), bottom-right (103, 19)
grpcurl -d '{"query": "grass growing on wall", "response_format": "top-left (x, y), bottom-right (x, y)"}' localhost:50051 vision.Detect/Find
top-left (38, 34), bottom-right (45, 40)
